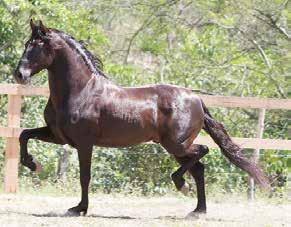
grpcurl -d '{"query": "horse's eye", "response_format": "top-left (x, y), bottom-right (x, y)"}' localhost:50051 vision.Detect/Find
top-left (25, 40), bottom-right (34, 48)
top-left (30, 41), bottom-right (42, 47)
top-left (34, 40), bottom-right (44, 46)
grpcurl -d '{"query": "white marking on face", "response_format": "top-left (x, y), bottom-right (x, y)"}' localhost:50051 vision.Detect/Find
top-left (18, 46), bottom-right (31, 76)
top-left (18, 46), bottom-right (31, 78)
top-left (19, 66), bottom-right (31, 78)
top-left (20, 58), bottom-right (29, 64)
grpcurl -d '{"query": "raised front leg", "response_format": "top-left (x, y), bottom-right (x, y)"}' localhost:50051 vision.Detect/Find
top-left (19, 126), bottom-right (64, 171)
top-left (67, 146), bottom-right (92, 216)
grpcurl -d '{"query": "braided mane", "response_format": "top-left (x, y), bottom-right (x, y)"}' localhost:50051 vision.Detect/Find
top-left (52, 29), bottom-right (107, 78)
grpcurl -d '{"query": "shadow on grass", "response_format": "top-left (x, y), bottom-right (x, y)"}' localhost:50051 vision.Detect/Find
top-left (32, 212), bottom-right (137, 219)
top-left (2, 211), bottom-right (239, 223)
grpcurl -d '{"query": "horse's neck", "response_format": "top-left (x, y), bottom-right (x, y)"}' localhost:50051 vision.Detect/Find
top-left (47, 50), bottom-right (109, 109)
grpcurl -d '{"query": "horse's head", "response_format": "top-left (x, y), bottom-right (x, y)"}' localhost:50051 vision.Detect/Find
top-left (14, 19), bottom-right (57, 84)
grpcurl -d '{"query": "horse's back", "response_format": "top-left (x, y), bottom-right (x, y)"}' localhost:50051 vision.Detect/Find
top-left (123, 83), bottom-right (204, 129)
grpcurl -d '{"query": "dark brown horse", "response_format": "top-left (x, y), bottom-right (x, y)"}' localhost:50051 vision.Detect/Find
top-left (14, 20), bottom-right (269, 217)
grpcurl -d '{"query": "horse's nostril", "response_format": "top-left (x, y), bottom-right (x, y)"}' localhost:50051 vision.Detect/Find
top-left (18, 72), bottom-right (23, 79)
top-left (14, 69), bottom-right (30, 84)
top-left (14, 71), bottom-right (24, 82)
top-left (15, 70), bottom-right (22, 79)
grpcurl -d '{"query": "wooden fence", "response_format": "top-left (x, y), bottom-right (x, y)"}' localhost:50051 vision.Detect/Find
top-left (1, 84), bottom-right (291, 194)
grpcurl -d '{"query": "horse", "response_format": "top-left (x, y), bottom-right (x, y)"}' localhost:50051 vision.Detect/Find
top-left (14, 19), bottom-right (269, 217)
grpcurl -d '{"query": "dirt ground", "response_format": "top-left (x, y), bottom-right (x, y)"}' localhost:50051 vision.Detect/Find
top-left (0, 193), bottom-right (289, 227)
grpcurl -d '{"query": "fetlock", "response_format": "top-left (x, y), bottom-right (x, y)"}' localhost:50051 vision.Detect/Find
top-left (21, 154), bottom-right (37, 171)
top-left (171, 172), bottom-right (186, 190)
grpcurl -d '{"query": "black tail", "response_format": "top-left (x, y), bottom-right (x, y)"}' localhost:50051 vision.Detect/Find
top-left (201, 101), bottom-right (269, 189)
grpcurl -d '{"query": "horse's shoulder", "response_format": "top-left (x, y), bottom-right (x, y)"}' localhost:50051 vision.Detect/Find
top-left (44, 97), bottom-right (57, 125)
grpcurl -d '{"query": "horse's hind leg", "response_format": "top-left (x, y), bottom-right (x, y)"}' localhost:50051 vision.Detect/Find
top-left (171, 144), bottom-right (208, 194)
top-left (190, 162), bottom-right (206, 213)
top-left (174, 157), bottom-right (207, 214)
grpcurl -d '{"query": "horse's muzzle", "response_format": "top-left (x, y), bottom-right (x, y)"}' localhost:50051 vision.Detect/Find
top-left (14, 70), bottom-right (30, 85)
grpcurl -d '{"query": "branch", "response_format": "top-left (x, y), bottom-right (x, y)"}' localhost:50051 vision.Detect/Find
top-left (198, 22), bottom-right (274, 71)
top-left (0, 43), bottom-right (10, 53)
top-left (239, 30), bottom-right (286, 98)
top-left (254, 8), bottom-right (290, 40)
top-left (250, 39), bottom-right (272, 68)
top-left (0, 0), bottom-right (17, 17)
top-left (123, 0), bottom-right (181, 64)
top-left (123, 15), bottom-right (155, 64)
top-left (196, 21), bottom-right (287, 98)
top-left (196, 20), bottom-right (234, 29)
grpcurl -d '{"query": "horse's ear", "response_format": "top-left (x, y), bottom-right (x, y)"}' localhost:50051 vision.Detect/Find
top-left (30, 19), bottom-right (36, 31)
top-left (39, 20), bottom-right (49, 34)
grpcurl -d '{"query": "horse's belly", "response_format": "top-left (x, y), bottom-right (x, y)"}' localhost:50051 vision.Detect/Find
top-left (96, 136), bottom-right (150, 147)
top-left (95, 120), bottom-right (156, 147)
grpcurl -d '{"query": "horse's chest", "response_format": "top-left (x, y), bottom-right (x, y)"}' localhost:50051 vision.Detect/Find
top-left (56, 115), bottom-right (100, 148)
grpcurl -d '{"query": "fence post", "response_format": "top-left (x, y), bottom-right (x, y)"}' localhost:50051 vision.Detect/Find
top-left (4, 94), bottom-right (22, 193)
top-left (248, 108), bottom-right (266, 200)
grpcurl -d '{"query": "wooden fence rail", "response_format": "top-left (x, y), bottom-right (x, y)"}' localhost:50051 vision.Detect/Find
top-left (1, 84), bottom-right (291, 193)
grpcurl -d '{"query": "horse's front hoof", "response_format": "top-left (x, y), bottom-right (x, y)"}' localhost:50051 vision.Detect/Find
top-left (66, 206), bottom-right (87, 216)
top-left (66, 209), bottom-right (81, 217)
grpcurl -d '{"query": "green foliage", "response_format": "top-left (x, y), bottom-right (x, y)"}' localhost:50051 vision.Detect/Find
top-left (0, 0), bottom-right (288, 196)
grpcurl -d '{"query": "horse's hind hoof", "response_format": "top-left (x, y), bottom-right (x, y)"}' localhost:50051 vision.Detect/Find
top-left (180, 182), bottom-right (189, 196)
top-left (66, 206), bottom-right (87, 217)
